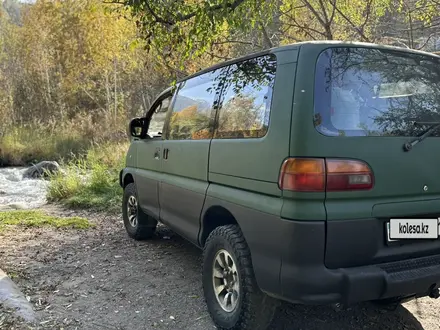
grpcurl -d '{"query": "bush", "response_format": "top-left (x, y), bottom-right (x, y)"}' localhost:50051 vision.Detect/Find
top-left (47, 142), bottom-right (127, 213)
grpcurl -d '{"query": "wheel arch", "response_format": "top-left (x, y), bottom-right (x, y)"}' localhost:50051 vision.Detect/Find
top-left (121, 171), bottom-right (135, 188)
top-left (199, 196), bottom-right (284, 299)
top-left (200, 205), bottom-right (240, 247)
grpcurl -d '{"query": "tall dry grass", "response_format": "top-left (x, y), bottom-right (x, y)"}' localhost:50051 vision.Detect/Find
top-left (0, 113), bottom-right (128, 166)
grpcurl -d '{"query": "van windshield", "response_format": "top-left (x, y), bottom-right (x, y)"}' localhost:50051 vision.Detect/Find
top-left (314, 47), bottom-right (440, 137)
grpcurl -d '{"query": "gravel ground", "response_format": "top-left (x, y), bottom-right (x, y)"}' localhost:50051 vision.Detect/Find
top-left (0, 205), bottom-right (438, 330)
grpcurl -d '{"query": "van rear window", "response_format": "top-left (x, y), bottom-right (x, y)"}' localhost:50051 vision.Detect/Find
top-left (314, 47), bottom-right (440, 137)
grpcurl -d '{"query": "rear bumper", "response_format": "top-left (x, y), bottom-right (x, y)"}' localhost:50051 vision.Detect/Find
top-left (265, 219), bottom-right (440, 305)
top-left (278, 252), bottom-right (440, 305)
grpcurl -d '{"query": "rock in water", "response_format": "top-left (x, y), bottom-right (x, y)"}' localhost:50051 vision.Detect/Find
top-left (7, 203), bottom-right (28, 210)
top-left (22, 161), bottom-right (61, 179)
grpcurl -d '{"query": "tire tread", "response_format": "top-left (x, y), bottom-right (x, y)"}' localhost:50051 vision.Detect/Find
top-left (203, 224), bottom-right (277, 330)
top-left (123, 183), bottom-right (156, 240)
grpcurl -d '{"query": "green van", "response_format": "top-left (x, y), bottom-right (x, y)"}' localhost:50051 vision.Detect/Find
top-left (120, 41), bottom-right (440, 329)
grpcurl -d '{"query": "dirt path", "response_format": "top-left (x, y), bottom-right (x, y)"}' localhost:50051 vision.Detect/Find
top-left (0, 205), bottom-right (438, 329)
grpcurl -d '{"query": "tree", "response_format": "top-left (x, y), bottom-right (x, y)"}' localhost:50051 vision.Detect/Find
top-left (0, 0), bottom-right (174, 141)
top-left (279, 0), bottom-right (391, 42)
top-left (113, 0), bottom-right (277, 62)
top-left (119, 0), bottom-right (440, 70)
top-left (387, 0), bottom-right (440, 50)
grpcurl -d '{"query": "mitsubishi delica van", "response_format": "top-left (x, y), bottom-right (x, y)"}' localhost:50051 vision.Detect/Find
top-left (120, 41), bottom-right (440, 329)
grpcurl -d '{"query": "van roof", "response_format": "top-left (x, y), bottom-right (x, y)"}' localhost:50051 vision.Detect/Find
top-left (178, 40), bottom-right (440, 83)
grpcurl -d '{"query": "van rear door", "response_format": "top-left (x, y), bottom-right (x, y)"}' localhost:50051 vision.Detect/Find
top-left (307, 45), bottom-right (440, 268)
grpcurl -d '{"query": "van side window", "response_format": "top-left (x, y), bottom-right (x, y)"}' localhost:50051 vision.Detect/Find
top-left (166, 69), bottom-right (226, 140)
top-left (214, 54), bottom-right (277, 139)
top-left (148, 95), bottom-right (172, 138)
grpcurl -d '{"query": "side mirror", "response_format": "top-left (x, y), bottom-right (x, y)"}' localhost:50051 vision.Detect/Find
top-left (128, 117), bottom-right (148, 139)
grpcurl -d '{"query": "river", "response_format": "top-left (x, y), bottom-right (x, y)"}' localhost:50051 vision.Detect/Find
top-left (0, 167), bottom-right (49, 210)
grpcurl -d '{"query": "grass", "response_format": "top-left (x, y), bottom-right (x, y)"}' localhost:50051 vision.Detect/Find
top-left (0, 125), bottom-right (91, 166)
top-left (0, 210), bottom-right (93, 231)
top-left (47, 142), bottom-right (127, 213)
top-left (0, 116), bottom-right (127, 166)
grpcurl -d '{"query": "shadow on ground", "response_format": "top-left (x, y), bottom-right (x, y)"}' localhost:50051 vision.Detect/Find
top-left (270, 303), bottom-right (424, 330)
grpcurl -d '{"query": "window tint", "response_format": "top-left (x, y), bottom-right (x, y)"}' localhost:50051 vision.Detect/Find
top-left (214, 54), bottom-right (277, 139)
top-left (314, 47), bottom-right (440, 137)
top-left (148, 95), bottom-right (172, 138)
top-left (166, 68), bottom-right (227, 140)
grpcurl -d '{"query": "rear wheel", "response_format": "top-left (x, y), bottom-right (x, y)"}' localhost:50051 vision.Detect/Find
top-left (202, 225), bottom-right (278, 330)
top-left (122, 183), bottom-right (157, 240)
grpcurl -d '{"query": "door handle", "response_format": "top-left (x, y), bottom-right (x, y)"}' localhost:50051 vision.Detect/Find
top-left (163, 148), bottom-right (169, 160)
top-left (154, 148), bottom-right (160, 160)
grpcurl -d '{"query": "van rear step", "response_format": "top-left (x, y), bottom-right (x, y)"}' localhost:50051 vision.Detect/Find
top-left (341, 254), bottom-right (440, 304)
top-left (378, 254), bottom-right (440, 279)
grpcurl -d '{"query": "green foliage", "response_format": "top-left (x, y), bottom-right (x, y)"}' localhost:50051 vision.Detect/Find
top-left (46, 160), bottom-right (85, 201)
top-left (122, 0), bottom-right (277, 62)
top-left (47, 142), bottom-right (127, 213)
top-left (0, 210), bottom-right (93, 231)
top-left (122, 0), bottom-right (440, 65)
top-left (280, 0), bottom-right (392, 42)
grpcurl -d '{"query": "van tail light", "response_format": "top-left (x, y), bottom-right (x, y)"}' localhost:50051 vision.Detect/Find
top-left (326, 159), bottom-right (373, 191)
top-left (279, 158), bottom-right (325, 192)
top-left (279, 158), bottom-right (374, 192)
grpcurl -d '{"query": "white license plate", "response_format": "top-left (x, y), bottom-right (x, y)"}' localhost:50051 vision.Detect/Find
top-left (387, 219), bottom-right (440, 241)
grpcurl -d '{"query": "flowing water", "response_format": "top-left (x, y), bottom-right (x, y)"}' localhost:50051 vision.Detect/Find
top-left (0, 167), bottom-right (49, 210)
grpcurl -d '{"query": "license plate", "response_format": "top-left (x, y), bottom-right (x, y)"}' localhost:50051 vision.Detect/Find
top-left (387, 219), bottom-right (439, 241)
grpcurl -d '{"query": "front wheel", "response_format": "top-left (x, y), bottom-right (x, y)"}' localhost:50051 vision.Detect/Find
top-left (122, 183), bottom-right (157, 240)
top-left (202, 225), bottom-right (278, 330)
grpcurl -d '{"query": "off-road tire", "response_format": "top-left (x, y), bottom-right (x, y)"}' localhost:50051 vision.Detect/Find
top-left (203, 224), bottom-right (278, 330)
top-left (122, 183), bottom-right (157, 240)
